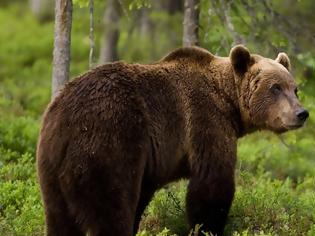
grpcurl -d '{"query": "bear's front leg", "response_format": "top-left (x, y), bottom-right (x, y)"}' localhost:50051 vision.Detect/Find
top-left (186, 137), bottom-right (237, 236)
top-left (186, 173), bottom-right (235, 236)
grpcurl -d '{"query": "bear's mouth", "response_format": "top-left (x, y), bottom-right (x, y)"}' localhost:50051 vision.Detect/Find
top-left (281, 118), bottom-right (306, 130)
top-left (269, 118), bottom-right (304, 134)
top-left (284, 123), bottom-right (304, 130)
top-left (274, 116), bottom-right (306, 131)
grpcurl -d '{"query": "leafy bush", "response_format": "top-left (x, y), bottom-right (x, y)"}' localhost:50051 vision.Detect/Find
top-left (0, 2), bottom-right (314, 236)
top-left (0, 115), bottom-right (43, 235)
top-left (139, 172), bottom-right (315, 236)
top-left (0, 179), bottom-right (43, 236)
top-left (228, 172), bottom-right (315, 236)
top-left (140, 181), bottom-right (188, 235)
top-left (0, 116), bottom-right (38, 158)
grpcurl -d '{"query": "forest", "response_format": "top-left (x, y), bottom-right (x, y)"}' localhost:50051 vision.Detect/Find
top-left (0, 0), bottom-right (314, 235)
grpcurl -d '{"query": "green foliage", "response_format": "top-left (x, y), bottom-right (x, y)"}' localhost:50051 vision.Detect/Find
top-left (138, 173), bottom-right (315, 236)
top-left (73, 0), bottom-right (151, 9)
top-left (127, 0), bottom-right (151, 10)
top-left (140, 181), bottom-right (188, 235)
top-left (0, 116), bottom-right (43, 235)
top-left (237, 132), bottom-right (315, 180)
top-left (73, 0), bottom-right (90, 8)
top-left (0, 116), bottom-right (39, 158)
top-left (228, 172), bottom-right (315, 236)
top-left (0, 179), bottom-right (43, 236)
top-left (0, 1), bottom-right (315, 236)
top-left (137, 228), bottom-right (177, 236)
top-left (0, 5), bottom-right (53, 117)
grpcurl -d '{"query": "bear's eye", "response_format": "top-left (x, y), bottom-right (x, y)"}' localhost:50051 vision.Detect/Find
top-left (294, 88), bottom-right (299, 98)
top-left (271, 84), bottom-right (282, 95)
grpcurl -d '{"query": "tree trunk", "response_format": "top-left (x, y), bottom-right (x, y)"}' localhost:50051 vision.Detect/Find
top-left (29, 0), bottom-right (54, 21)
top-left (52, 0), bottom-right (73, 99)
top-left (140, 8), bottom-right (157, 58)
top-left (140, 8), bottom-right (152, 38)
top-left (183, 0), bottom-right (199, 46)
top-left (99, 0), bottom-right (121, 63)
top-left (220, 0), bottom-right (245, 45)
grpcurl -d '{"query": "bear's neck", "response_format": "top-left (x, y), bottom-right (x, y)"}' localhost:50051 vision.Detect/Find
top-left (208, 58), bottom-right (249, 137)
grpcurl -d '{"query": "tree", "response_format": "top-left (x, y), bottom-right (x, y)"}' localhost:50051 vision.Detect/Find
top-left (210, 0), bottom-right (245, 46)
top-left (52, 0), bottom-right (73, 98)
top-left (99, 0), bottom-right (121, 63)
top-left (183, 0), bottom-right (199, 46)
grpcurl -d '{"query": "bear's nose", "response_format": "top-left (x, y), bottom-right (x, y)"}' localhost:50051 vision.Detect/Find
top-left (296, 109), bottom-right (309, 121)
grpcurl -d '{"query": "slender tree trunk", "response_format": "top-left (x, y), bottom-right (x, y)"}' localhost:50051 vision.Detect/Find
top-left (183, 0), bottom-right (199, 46)
top-left (99, 0), bottom-right (120, 63)
top-left (140, 8), bottom-right (151, 38)
top-left (139, 8), bottom-right (157, 58)
top-left (52, 0), bottom-right (73, 99)
top-left (220, 0), bottom-right (245, 45)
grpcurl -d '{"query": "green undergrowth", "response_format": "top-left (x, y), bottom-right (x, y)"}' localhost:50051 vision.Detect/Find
top-left (1, 2), bottom-right (315, 236)
top-left (137, 172), bottom-right (315, 236)
top-left (0, 116), bottom-right (43, 235)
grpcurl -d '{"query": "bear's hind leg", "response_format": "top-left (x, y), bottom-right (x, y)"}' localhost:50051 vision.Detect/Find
top-left (133, 186), bottom-right (156, 235)
top-left (60, 162), bottom-right (144, 236)
top-left (40, 175), bottom-right (84, 236)
top-left (84, 191), bottom-right (137, 236)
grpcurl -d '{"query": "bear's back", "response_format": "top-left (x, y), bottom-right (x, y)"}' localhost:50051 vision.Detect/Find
top-left (46, 47), bottom-right (220, 142)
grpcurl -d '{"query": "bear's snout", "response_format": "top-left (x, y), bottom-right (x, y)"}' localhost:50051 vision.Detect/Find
top-left (296, 108), bottom-right (309, 122)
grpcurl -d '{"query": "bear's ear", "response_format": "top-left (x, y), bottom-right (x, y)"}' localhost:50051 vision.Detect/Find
top-left (230, 45), bottom-right (251, 75)
top-left (275, 52), bottom-right (291, 71)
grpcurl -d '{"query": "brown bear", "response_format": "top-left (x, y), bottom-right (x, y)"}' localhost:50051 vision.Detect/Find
top-left (37, 45), bottom-right (309, 236)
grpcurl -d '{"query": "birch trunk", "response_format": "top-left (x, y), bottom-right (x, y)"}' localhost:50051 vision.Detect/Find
top-left (183, 0), bottom-right (199, 46)
top-left (52, 0), bottom-right (73, 99)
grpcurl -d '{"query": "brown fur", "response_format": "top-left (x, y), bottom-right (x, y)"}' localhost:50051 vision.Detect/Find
top-left (37, 46), bottom-right (308, 236)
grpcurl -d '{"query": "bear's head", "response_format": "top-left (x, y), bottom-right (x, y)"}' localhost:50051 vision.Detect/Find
top-left (230, 45), bottom-right (309, 134)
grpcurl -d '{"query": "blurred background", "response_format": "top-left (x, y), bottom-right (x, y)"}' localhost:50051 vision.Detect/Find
top-left (0, 0), bottom-right (314, 235)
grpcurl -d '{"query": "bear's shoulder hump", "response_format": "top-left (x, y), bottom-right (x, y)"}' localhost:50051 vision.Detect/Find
top-left (160, 46), bottom-right (214, 64)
